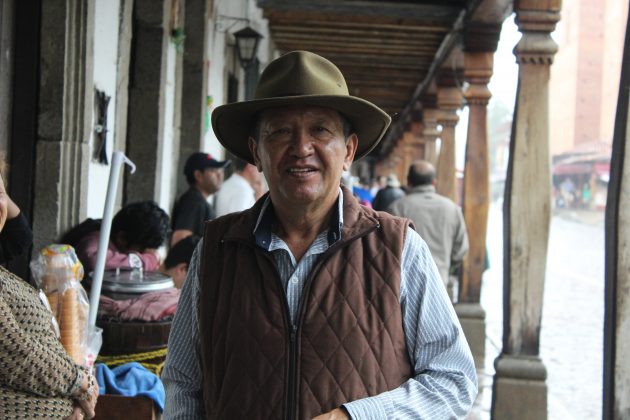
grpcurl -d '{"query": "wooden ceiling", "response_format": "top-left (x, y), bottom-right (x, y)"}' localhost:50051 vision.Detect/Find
top-left (257, 0), bottom-right (511, 156)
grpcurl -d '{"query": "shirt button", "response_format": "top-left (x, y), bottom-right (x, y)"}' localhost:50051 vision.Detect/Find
top-left (291, 276), bottom-right (298, 284)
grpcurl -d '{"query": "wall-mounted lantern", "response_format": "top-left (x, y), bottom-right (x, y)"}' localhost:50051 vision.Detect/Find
top-left (233, 26), bottom-right (263, 70)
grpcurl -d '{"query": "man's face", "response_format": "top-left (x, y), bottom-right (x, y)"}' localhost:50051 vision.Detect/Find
top-left (196, 167), bottom-right (224, 195)
top-left (248, 106), bottom-right (357, 208)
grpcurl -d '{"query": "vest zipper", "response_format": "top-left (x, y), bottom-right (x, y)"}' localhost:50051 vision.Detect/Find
top-left (287, 324), bottom-right (298, 420)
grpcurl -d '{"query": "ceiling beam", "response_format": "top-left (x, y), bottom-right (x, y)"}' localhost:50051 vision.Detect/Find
top-left (259, 0), bottom-right (463, 24)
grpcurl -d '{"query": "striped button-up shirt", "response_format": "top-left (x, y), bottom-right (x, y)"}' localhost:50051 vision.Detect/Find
top-left (162, 192), bottom-right (477, 419)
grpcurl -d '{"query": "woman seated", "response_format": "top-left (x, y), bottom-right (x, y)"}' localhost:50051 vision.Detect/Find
top-left (0, 160), bottom-right (99, 419)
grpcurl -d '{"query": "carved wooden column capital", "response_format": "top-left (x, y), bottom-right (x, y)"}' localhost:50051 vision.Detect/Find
top-left (463, 52), bottom-right (493, 106)
top-left (514, 0), bottom-right (562, 64)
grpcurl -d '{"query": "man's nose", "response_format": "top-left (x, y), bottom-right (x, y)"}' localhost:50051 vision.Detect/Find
top-left (290, 129), bottom-right (314, 157)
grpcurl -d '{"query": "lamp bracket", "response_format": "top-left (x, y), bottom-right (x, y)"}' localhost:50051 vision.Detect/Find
top-left (215, 14), bottom-right (250, 33)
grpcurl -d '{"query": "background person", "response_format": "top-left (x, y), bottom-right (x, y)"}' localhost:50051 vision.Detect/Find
top-left (170, 152), bottom-right (230, 245)
top-left (214, 158), bottom-right (262, 216)
top-left (371, 173), bottom-right (405, 211)
top-left (63, 201), bottom-right (169, 272)
top-left (388, 160), bottom-right (469, 287)
top-left (159, 235), bottom-right (200, 289)
top-left (163, 51), bottom-right (477, 419)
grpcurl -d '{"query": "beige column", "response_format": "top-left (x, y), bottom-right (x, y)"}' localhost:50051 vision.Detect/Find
top-left (436, 87), bottom-right (463, 202)
top-left (456, 51), bottom-right (493, 369)
top-left (491, 1), bottom-right (561, 419)
top-left (604, 10), bottom-right (630, 418)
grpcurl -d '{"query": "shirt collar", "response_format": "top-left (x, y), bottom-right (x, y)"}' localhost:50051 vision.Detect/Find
top-left (253, 187), bottom-right (344, 251)
top-left (410, 184), bottom-right (436, 194)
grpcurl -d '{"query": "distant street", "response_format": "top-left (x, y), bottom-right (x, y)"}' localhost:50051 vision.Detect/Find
top-left (477, 203), bottom-right (605, 420)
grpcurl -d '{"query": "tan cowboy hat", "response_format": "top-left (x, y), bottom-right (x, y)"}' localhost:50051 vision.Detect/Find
top-left (211, 50), bottom-right (392, 164)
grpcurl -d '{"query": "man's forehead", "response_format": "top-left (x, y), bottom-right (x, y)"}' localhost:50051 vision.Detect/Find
top-left (259, 106), bottom-right (343, 125)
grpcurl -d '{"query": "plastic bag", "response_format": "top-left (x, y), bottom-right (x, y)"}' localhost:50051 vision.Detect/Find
top-left (30, 244), bottom-right (91, 365)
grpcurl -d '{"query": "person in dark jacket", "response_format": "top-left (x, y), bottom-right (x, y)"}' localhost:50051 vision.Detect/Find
top-left (372, 173), bottom-right (405, 211)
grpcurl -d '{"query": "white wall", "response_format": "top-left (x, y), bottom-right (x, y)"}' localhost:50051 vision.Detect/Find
top-left (203, 0), bottom-right (273, 158)
top-left (155, 39), bottom-right (178, 213)
top-left (86, 0), bottom-right (121, 218)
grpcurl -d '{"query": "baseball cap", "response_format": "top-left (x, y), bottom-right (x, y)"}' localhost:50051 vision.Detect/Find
top-left (184, 152), bottom-right (231, 178)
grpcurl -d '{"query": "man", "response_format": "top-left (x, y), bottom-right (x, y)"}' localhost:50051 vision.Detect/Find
top-left (214, 158), bottom-right (262, 216)
top-left (163, 51), bottom-right (477, 419)
top-left (388, 160), bottom-right (469, 287)
top-left (170, 152), bottom-right (230, 245)
top-left (371, 173), bottom-right (405, 211)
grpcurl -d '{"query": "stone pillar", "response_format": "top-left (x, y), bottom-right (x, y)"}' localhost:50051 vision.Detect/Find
top-left (457, 50), bottom-right (494, 369)
top-left (177, 0), bottom-right (209, 196)
top-left (33, 0), bottom-right (94, 250)
top-left (604, 7), bottom-right (630, 419)
top-left (491, 1), bottom-right (561, 419)
top-left (124, 0), bottom-right (172, 203)
top-left (436, 86), bottom-right (463, 203)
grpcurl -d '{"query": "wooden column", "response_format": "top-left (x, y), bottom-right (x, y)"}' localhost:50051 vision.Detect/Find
top-left (436, 86), bottom-right (463, 202)
top-left (421, 108), bottom-right (441, 166)
top-left (456, 51), bottom-right (494, 369)
top-left (492, 1), bottom-right (561, 419)
top-left (604, 6), bottom-right (630, 419)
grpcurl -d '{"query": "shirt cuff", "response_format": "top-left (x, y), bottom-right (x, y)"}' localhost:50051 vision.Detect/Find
top-left (342, 392), bottom-right (392, 420)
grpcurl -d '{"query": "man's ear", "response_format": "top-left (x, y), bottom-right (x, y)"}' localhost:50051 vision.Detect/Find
top-left (193, 169), bottom-right (204, 184)
top-left (177, 262), bottom-right (188, 277)
top-left (248, 137), bottom-right (263, 172)
top-left (343, 133), bottom-right (358, 171)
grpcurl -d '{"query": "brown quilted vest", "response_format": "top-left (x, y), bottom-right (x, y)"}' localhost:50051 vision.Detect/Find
top-left (200, 187), bottom-right (413, 420)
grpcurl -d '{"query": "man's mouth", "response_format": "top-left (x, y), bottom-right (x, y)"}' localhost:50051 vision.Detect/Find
top-left (287, 167), bottom-right (317, 174)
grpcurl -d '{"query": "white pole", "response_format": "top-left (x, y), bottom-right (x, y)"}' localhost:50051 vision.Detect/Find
top-left (88, 151), bottom-right (136, 328)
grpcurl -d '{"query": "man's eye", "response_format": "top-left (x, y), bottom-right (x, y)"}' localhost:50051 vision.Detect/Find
top-left (273, 128), bottom-right (291, 135)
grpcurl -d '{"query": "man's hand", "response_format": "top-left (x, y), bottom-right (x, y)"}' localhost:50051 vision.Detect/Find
top-left (312, 407), bottom-right (350, 420)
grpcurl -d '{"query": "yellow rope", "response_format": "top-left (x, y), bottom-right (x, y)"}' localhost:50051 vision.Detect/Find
top-left (97, 348), bottom-right (168, 376)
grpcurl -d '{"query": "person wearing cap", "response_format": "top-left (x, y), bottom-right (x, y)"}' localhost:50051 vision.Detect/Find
top-left (162, 51), bottom-right (477, 419)
top-left (371, 173), bottom-right (406, 212)
top-left (170, 152), bottom-right (230, 246)
top-left (388, 160), bottom-right (469, 288)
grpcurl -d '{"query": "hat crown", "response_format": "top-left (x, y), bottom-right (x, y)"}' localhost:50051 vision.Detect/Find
top-left (255, 51), bottom-right (349, 99)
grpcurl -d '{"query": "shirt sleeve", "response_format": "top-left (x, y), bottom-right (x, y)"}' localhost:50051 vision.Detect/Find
top-left (162, 240), bottom-right (205, 419)
top-left (343, 227), bottom-right (478, 419)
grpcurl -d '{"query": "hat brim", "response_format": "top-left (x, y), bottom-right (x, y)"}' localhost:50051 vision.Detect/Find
top-left (211, 95), bottom-right (392, 165)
